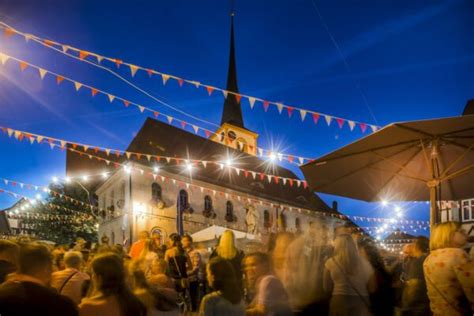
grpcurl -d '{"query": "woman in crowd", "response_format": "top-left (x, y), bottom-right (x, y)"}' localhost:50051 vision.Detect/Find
top-left (210, 230), bottom-right (245, 292)
top-left (423, 222), bottom-right (473, 316)
top-left (323, 234), bottom-right (376, 316)
top-left (139, 239), bottom-right (159, 278)
top-left (358, 238), bottom-right (394, 316)
top-left (199, 257), bottom-right (245, 316)
top-left (79, 253), bottom-right (146, 316)
top-left (164, 233), bottom-right (192, 294)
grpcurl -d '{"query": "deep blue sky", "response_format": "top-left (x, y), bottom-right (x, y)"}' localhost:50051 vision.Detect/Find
top-left (0, 0), bottom-right (473, 237)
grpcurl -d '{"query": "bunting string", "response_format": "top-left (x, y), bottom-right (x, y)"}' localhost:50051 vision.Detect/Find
top-left (0, 22), bottom-right (380, 134)
top-left (0, 51), bottom-right (313, 165)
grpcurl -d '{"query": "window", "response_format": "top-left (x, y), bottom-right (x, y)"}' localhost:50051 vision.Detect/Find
top-left (295, 217), bottom-right (301, 231)
top-left (263, 210), bottom-right (270, 228)
top-left (279, 212), bottom-right (287, 231)
top-left (204, 195), bottom-right (213, 212)
top-left (111, 231), bottom-right (115, 245)
top-left (178, 190), bottom-right (189, 211)
top-left (151, 183), bottom-right (162, 201)
top-left (462, 199), bottom-right (474, 221)
top-left (227, 131), bottom-right (237, 141)
top-left (225, 201), bottom-right (234, 222)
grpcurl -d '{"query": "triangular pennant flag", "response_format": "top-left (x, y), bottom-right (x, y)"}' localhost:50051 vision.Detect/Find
top-left (276, 103), bottom-right (283, 114)
top-left (177, 78), bottom-right (184, 87)
top-left (166, 157), bottom-right (171, 163)
top-left (19, 61), bottom-right (28, 71)
top-left (348, 121), bottom-right (356, 131)
top-left (129, 64), bottom-right (139, 77)
top-left (24, 34), bottom-right (33, 42)
top-left (267, 175), bottom-right (272, 183)
top-left (125, 152), bottom-right (131, 159)
top-left (105, 149), bottom-right (111, 156)
top-left (192, 125), bottom-right (199, 134)
top-left (251, 171), bottom-right (256, 179)
top-left (287, 106), bottom-right (294, 118)
top-left (0, 53), bottom-right (9, 65)
top-left (37, 68), bottom-right (47, 79)
top-left (152, 174), bottom-right (157, 180)
top-left (146, 154), bottom-right (151, 161)
top-left (235, 168), bottom-right (240, 176)
top-left (61, 45), bottom-right (69, 53)
top-left (146, 69), bottom-right (153, 77)
top-left (370, 125), bottom-right (378, 133)
top-left (138, 106), bottom-right (145, 113)
top-left (74, 82), bottom-right (82, 91)
top-left (29, 136), bottom-right (35, 145)
top-left (277, 153), bottom-right (283, 162)
top-left (288, 155), bottom-right (294, 163)
top-left (336, 118), bottom-right (345, 129)
top-left (324, 115), bottom-right (332, 126)
top-left (258, 148), bottom-right (263, 157)
top-left (248, 97), bottom-right (256, 109)
top-left (14, 131), bottom-right (21, 140)
top-left (56, 75), bottom-right (65, 85)
top-left (36, 136), bottom-right (43, 143)
top-left (161, 176), bottom-right (165, 182)
top-left (222, 90), bottom-right (228, 99)
top-left (300, 110), bottom-right (307, 121)
top-left (107, 94), bottom-right (115, 103)
top-left (234, 94), bottom-right (242, 104)
top-left (123, 100), bottom-right (130, 107)
top-left (96, 55), bottom-right (104, 63)
top-left (3, 28), bottom-right (15, 38)
top-left (191, 81), bottom-right (200, 88)
top-left (79, 51), bottom-right (89, 60)
top-left (282, 178), bottom-right (287, 185)
top-left (180, 121), bottom-right (187, 129)
top-left (202, 161), bottom-right (207, 168)
top-left (7, 128), bottom-right (14, 137)
top-left (153, 111), bottom-right (159, 118)
top-left (263, 101), bottom-right (270, 112)
top-left (206, 86), bottom-right (214, 96)
top-left (359, 123), bottom-right (367, 133)
top-left (204, 130), bottom-right (211, 138)
top-left (91, 88), bottom-right (98, 97)
top-left (114, 59), bottom-right (123, 68)
top-left (312, 113), bottom-right (320, 125)
top-left (298, 157), bottom-right (304, 165)
top-left (162, 74), bottom-right (170, 85)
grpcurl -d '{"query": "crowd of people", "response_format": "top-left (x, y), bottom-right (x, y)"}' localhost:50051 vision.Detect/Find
top-left (0, 221), bottom-right (472, 316)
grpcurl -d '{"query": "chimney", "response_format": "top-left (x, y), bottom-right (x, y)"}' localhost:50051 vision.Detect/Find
top-left (462, 99), bottom-right (474, 116)
top-left (332, 201), bottom-right (338, 212)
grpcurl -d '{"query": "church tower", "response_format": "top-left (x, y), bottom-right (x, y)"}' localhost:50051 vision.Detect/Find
top-left (210, 13), bottom-right (258, 156)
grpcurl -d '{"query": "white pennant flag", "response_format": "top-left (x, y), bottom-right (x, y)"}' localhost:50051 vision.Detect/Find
top-left (296, 180), bottom-right (301, 187)
top-left (49, 143), bottom-right (55, 149)
top-left (125, 152), bottom-right (131, 159)
top-left (19, 182), bottom-right (24, 188)
top-left (162, 74), bottom-right (170, 85)
top-left (298, 157), bottom-right (304, 165)
top-left (29, 136), bottom-right (35, 145)
top-left (186, 183), bottom-right (190, 189)
top-left (14, 131), bottom-right (21, 139)
top-left (251, 171), bottom-right (256, 179)
top-left (146, 155), bottom-right (151, 161)
top-left (325, 115), bottom-right (333, 126)
top-left (130, 64), bottom-right (139, 77)
top-left (138, 106), bottom-right (145, 113)
top-left (225, 193), bottom-right (229, 199)
top-left (152, 174), bottom-right (157, 181)
top-left (267, 175), bottom-right (272, 183)
top-left (191, 81), bottom-right (200, 88)
top-left (107, 94), bottom-right (115, 103)
top-left (202, 161), bottom-right (207, 168)
top-left (222, 90), bottom-right (228, 99)
top-left (105, 149), bottom-right (111, 156)
top-left (24, 34), bottom-right (33, 42)
top-left (371, 125), bottom-right (378, 133)
top-left (62, 45), bottom-right (69, 53)
top-left (96, 55), bottom-right (104, 63)
top-left (276, 103), bottom-right (284, 114)
top-left (248, 97), bottom-right (256, 109)
top-left (172, 179), bottom-right (176, 185)
top-left (200, 187), bottom-right (204, 193)
top-left (258, 148), bottom-right (263, 157)
top-left (74, 82), bottom-right (82, 91)
top-left (7, 128), bottom-right (13, 137)
top-left (166, 157), bottom-right (171, 163)
top-left (105, 160), bottom-right (110, 165)
top-left (3, 180), bottom-right (7, 185)
top-left (348, 121), bottom-right (356, 131)
top-left (277, 153), bottom-right (283, 162)
top-left (282, 178), bottom-right (287, 185)
top-left (235, 168), bottom-right (240, 176)
top-left (192, 125), bottom-right (199, 134)
top-left (167, 116), bottom-right (173, 124)
top-left (300, 110), bottom-right (307, 121)
top-left (38, 68), bottom-right (47, 79)
top-left (0, 53), bottom-right (9, 66)
top-left (161, 176), bottom-right (165, 182)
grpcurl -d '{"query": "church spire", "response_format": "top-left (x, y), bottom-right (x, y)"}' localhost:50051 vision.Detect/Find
top-left (220, 12), bottom-right (245, 128)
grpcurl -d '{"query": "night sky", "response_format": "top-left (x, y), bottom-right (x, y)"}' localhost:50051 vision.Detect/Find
top-left (0, 0), bottom-right (473, 237)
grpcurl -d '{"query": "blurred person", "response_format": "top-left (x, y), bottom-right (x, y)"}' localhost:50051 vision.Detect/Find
top-left (270, 233), bottom-right (294, 282)
top-left (151, 231), bottom-right (167, 259)
top-left (138, 239), bottom-right (159, 277)
top-left (358, 238), bottom-right (394, 316)
top-left (79, 253), bottom-right (146, 316)
top-left (164, 233), bottom-right (192, 294)
top-left (423, 222), bottom-right (473, 316)
top-left (199, 257), bottom-right (245, 316)
top-left (323, 234), bottom-right (376, 316)
top-left (210, 230), bottom-right (245, 293)
top-left (0, 239), bottom-right (19, 283)
top-left (128, 261), bottom-right (179, 316)
top-left (129, 230), bottom-right (150, 260)
top-left (284, 221), bottom-right (332, 314)
top-left (0, 243), bottom-right (77, 315)
top-left (51, 251), bottom-right (90, 305)
top-left (399, 237), bottom-right (430, 316)
top-left (182, 233), bottom-right (204, 312)
top-left (148, 258), bottom-right (175, 289)
top-left (243, 252), bottom-right (291, 316)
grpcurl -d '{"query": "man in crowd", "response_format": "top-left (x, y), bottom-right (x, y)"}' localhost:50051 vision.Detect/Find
top-left (0, 243), bottom-right (78, 315)
top-left (182, 233), bottom-right (204, 312)
top-left (0, 240), bottom-right (19, 283)
top-left (244, 252), bottom-right (291, 316)
top-left (51, 251), bottom-right (90, 305)
top-left (152, 231), bottom-right (167, 259)
top-left (129, 230), bottom-right (149, 260)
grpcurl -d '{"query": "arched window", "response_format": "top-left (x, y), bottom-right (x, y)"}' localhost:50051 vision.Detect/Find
top-left (151, 182), bottom-right (162, 201)
top-left (204, 195), bottom-right (213, 212)
top-left (111, 231), bottom-right (115, 245)
top-left (225, 201), bottom-right (234, 222)
top-left (295, 217), bottom-right (301, 231)
top-left (178, 190), bottom-right (188, 211)
top-left (263, 210), bottom-right (270, 228)
top-left (279, 212), bottom-right (287, 231)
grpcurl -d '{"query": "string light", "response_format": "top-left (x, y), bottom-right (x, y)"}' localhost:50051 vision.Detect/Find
top-left (81, 175), bottom-right (89, 182)
top-left (153, 166), bottom-right (160, 173)
top-left (52, 176), bottom-right (59, 183)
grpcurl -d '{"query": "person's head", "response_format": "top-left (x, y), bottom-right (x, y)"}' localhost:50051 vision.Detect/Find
top-left (18, 243), bottom-right (53, 286)
top-left (101, 234), bottom-right (110, 245)
top-left (357, 238), bottom-right (387, 274)
top-left (150, 258), bottom-right (167, 275)
top-left (216, 230), bottom-right (237, 260)
top-left (243, 252), bottom-right (271, 289)
top-left (128, 260), bottom-right (149, 290)
top-left (430, 222), bottom-right (467, 251)
top-left (402, 244), bottom-right (414, 259)
top-left (138, 231), bottom-right (150, 241)
top-left (333, 234), bottom-right (361, 274)
top-left (64, 251), bottom-right (83, 270)
top-left (143, 239), bottom-right (156, 253)
top-left (168, 233), bottom-right (183, 249)
top-left (182, 234), bottom-right (193, 249)
top-left (151, 232), bottom-right (161, 245)
top-left (413, 236), bottom-right (429, 255)
top-left (206, 257), bottom-right (241, 304)
top-left (0, 240), bottom-right (19, 265)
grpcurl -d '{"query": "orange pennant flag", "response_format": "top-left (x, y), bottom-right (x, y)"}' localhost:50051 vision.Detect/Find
top-left (56, 75), bottom-right (65, 84)
top-left (235, 94), bottom-right (242, 104)
top-left (19, 61), bottom-right (28, 71)
top-left (123, 100), bottom-right (130, 107)
top-left (79, 51), bottom-right (89, 60)
top-left (3, 28), bottom-right (15, 38)
top-left (178, 78), bottom-right (184, 87)
top-left (206, 86), bottom-right (214, 96)
top-left (114, 59), bottom-right (123, 68)
top-left (91, 88), bottom-right (99, 97)
top-left (44, 39), bottom-right (55, 47)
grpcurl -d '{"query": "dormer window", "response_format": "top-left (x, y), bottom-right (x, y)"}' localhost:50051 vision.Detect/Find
top-left (227, 130), bottom-right (237, 141)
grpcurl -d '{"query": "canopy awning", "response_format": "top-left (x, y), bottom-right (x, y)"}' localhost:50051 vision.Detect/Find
top-left (191, 225), bottom-right (255, 243)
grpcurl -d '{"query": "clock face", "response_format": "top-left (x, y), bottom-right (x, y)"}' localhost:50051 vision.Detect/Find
top-left (227, 131), bottom-right (237, 141)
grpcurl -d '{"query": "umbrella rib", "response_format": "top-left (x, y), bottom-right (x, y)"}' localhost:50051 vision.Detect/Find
top-left (371, 146), bottom-right (421, 175)
top-left (440, 143), bottom-right (474, 178)
top-left (442, 126), bottom-right (474, 137)
top-left (368, 166), bottom-right (427, 183)
top-left (313, 144), bottom-right (418, 191)
top-left (441, 163), bottom-right (474, 183)
top-left (395, 124), bottom-right (434, 138)
top-left (372, 146), bottom-right (424, 201)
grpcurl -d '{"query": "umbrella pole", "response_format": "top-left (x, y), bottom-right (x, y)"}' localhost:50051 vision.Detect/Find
top-left (428, 180), bottom-right (439, 229)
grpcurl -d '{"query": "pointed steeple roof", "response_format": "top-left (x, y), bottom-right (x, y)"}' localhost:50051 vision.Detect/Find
top-left (221, 13), bottom-right (245, 128)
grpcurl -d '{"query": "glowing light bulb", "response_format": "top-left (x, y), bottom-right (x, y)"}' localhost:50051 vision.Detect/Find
top-left (82, 175), bottom-right (89, 182)
top-left (65, 177), bottom-right (71, 183)
top-left (224, 159), bottom-right (233, 167)
top-left (52, 176), bottom-right (58, 183)
top-left (35, 194), bottom-right (42, 200)
top-left (269, 152), bottom-right (277, 162)
top-left (124, 166), bottom-right (131, 174)
top-left (153, 166), bottom-right (160, 173)
top-left (186, 163), bottom-right (193, 172)
top-left (102, 172), bottom-right (108, 179)
top-left (395, 206), bottom-right (402, 213)
top-left (381, 200), bottom-right (388, 207)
